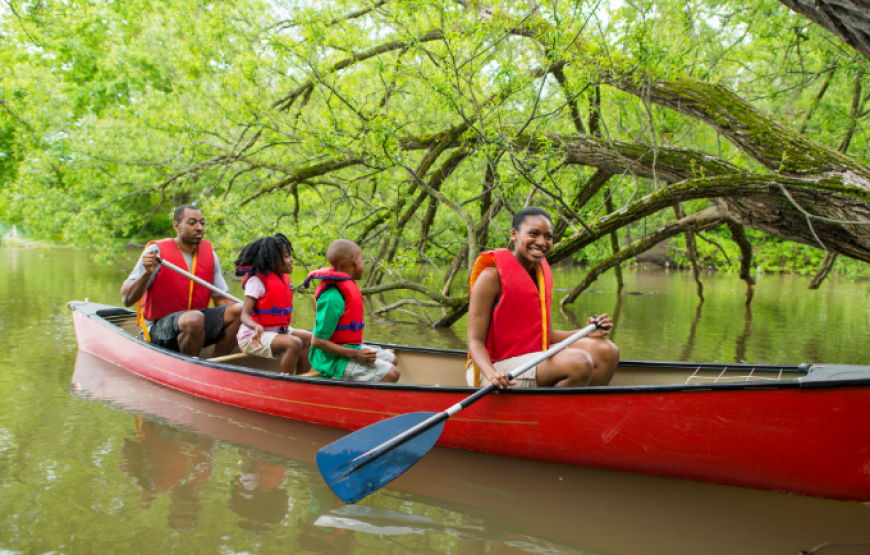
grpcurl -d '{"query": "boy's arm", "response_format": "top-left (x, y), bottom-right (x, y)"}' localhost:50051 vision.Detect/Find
top-left (312, 337), bottom-right (377, 363)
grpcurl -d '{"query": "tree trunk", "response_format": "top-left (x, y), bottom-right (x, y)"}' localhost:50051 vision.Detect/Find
top-left (809, 252), bottom-right (838, 289)
top-left (726, 220), bottom-right (756, 304)
top-left (673, 204), bottom-right (704, 302)
top-left (561, 207), bottom-right (724, 306)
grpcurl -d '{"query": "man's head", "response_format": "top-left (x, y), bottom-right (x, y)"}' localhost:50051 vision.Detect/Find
top-left (510, 206), bottom-right (554, 264)
top-left (326, 239), bottom-right (364, 280)
top-left (173, 205), bottom-right (205, 246)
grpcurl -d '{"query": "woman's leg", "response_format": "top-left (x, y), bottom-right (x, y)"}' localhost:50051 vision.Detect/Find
top-left (536, 348), bottom-right (594, 387)
top-left (567, 337), bottom-right (620, 386)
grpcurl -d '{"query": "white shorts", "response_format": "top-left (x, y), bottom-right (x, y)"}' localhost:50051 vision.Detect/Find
top-left (238, 328), bottom-right (295, 359)
top-left (343, 344), bottom-right (395, 382)
top-left (467, 352), bottom-right (543, 388)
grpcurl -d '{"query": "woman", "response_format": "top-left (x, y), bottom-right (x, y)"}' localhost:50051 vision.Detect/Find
top-left (467, 207), bottom-right (619, 389)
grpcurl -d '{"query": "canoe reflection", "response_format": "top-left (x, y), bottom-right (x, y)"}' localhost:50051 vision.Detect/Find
top-left (71, 351), bottom-right (870, 555)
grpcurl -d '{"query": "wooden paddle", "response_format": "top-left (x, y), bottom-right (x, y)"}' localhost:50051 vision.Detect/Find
top-left (155, 256), bottom-right (243, 304)
top-left (316, 320), bottom-right (603, 504)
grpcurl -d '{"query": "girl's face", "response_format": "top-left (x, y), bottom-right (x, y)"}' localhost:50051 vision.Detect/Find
top-left (278, 247), bottom-right (294, 274)
top-left (510, 215), bottom-right (554, 265)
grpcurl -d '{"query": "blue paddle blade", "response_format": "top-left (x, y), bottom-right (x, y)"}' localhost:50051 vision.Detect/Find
top-left (316, 412), bottom-right (445, 504)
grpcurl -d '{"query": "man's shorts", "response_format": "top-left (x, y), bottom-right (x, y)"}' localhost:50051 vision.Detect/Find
top-left (342, 344), bottom-right (395, 382)
top-left (466, 352), bottom-right (543, 388)
top-left (238, 327), bottom-right (295, 359)
top-left (149, 305), bottom-right (229, 352)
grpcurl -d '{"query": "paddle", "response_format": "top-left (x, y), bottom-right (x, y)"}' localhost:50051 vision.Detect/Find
top-left (155, 256), bottom-right (243, 304)
top-left (316, 320), bottom-right (604, 504)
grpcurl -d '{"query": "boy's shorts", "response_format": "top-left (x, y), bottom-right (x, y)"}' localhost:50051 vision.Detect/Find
top-left (238, 327), bottom-right (295, 359)
top-left (342, 345), bottom-right (395, 382)
top-left (466, 352), bottom-right (542, 388)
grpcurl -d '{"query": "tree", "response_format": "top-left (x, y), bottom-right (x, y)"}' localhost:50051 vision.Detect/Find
top-left (2, 0), bottom-right (869, 326)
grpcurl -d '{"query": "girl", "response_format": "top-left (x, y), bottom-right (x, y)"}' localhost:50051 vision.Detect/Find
top-left (235, 234), bottom-right (312, 374)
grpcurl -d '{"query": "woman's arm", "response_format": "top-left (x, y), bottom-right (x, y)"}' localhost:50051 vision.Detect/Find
top-left (467, 266), bottom-right (515, 389)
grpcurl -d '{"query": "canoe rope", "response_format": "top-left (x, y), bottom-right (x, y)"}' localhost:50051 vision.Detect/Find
top-left (685, 366), bottom-right (788, 384)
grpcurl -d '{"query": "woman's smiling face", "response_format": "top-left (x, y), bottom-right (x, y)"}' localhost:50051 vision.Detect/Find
top-left (511, 214), bottom-right (554, 265)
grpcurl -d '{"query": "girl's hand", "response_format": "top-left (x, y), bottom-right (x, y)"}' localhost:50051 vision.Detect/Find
top-left (251, 325), bottom-right (265, 348)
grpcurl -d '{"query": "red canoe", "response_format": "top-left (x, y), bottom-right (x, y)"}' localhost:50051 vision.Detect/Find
top-left (69, 301), bottom-right (870, 501)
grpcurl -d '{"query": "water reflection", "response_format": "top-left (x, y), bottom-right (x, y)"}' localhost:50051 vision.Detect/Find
top-left (70, 351), bottom-right (870, 555)
top-left (118, 417), bottom-right (215, 532)
top-left (678, 302), bottom-right (704, 362)
top-left (230, 450), bottom-right (289, 531)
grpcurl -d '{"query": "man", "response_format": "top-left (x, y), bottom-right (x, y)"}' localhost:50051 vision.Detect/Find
top-left (121, 205), bottom-right (242, 356)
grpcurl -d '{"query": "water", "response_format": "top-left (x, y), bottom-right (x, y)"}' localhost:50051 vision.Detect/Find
top-left (1, 246), bottom-right (869, 554)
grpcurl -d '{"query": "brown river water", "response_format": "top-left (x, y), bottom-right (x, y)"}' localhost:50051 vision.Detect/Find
top-left (1, 246), bottom-right (869, 554)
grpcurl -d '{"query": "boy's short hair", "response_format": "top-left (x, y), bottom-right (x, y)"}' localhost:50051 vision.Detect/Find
top-left (326, 239), bottom-right (360, 266)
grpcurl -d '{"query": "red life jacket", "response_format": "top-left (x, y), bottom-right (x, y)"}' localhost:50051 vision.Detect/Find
top-left (243, 272), bottom-right (293, 327)
top-left (142, 238), bottom-right (215, 322)
top-left (303, 267), bottom-right (365, 345)
top-left (468, 249), bottom-right (552, 381)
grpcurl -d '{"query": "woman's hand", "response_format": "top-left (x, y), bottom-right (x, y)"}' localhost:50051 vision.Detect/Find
top-left (586, 313), bottom-right (613, 338)
top-left (482, 367), bottom-right (517, 390)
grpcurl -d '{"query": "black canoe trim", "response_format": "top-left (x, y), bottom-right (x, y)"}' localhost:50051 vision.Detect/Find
top-left (68, 302), bottom-right (870, 394)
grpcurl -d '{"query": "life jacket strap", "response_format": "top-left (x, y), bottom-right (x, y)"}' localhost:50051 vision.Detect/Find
top-left (335, 320), bottom-right (365, 332)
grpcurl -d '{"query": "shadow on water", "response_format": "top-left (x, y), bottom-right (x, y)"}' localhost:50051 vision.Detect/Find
top-left (70, 351), bottom-right (870, 555)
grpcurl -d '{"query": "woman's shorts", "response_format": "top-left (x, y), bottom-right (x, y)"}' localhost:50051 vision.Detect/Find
top-left (466, 352), bottom-right (544, 388)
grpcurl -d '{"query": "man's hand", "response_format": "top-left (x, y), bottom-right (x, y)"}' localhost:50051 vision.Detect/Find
top-left (141, 250), bottom-right (159, 275)
top-left (354, 348), bottom-right (378, 364)
top-left (251, 325), bottom-right (265, 348)
top-left (586, 313), bottom-right (613, 337)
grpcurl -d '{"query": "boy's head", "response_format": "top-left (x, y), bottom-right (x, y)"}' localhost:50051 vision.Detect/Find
top-left (326, 239), bottom-right (364, 280)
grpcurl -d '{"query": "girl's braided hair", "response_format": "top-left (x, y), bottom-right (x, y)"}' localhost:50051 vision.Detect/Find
top-left (235, 234), bottom-right (294, 277)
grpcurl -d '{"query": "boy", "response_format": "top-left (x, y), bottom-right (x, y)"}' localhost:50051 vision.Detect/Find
top-left (303, 239), bottom-right (400, 382)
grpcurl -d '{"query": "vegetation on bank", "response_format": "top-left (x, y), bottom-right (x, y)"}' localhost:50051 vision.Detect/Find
top-left (2, 0), bottom-right (869, 325)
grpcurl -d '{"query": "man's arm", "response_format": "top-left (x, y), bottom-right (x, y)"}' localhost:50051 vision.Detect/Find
top-left (210, 252), bottom-right (234, 306)
top-left (121, 249), bottom-right (159, 307)
top-left (467, 266), bottom-right (515, 389)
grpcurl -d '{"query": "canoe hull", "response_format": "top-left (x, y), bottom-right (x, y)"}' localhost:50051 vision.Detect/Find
top-left (71, 304), bottom-right (870, 501)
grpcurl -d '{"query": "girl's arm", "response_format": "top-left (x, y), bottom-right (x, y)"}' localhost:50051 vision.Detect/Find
top-left (241, 296), bottom-right (264, 347)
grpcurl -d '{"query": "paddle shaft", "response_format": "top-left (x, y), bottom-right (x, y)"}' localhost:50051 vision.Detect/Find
top-left (333, 322), bottom-right (600, 482)
top-left (155, 257), bottom-right (243, 304)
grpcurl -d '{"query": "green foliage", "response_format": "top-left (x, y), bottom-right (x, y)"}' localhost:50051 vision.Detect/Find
top-left (0, 0), bottom-right (867, 285)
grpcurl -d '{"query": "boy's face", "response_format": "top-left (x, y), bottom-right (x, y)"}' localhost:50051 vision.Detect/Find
top-left (349, 250), bottom-right (365, 280)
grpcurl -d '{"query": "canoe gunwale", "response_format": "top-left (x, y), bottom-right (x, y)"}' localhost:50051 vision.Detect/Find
top-left (69, 302), bottom-right (870, 394)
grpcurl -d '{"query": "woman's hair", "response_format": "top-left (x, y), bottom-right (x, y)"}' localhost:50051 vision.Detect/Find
top-left (235, 234), bottom-right (294, 276)
top-left (512, 206), bottom-right (553, 230)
